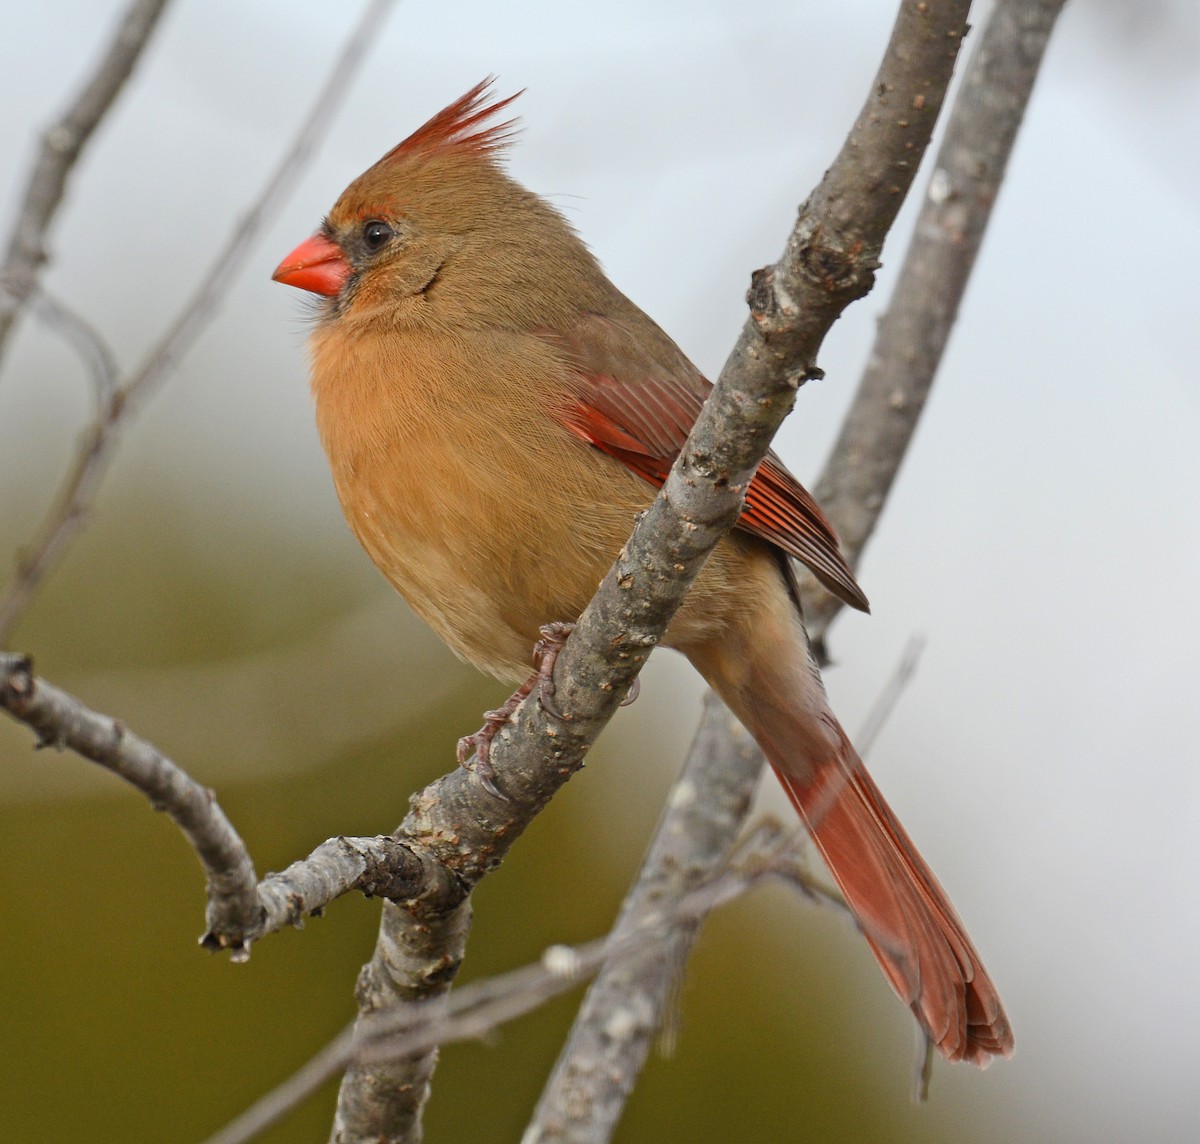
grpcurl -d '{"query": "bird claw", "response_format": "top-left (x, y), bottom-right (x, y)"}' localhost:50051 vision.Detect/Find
top-left (458, 693), bottom-right (528, 800)
top-left (533, 621), bottom-right (575, 719)
top-left (467, 748), bottom-right (507, 802)
top-left (456, 704), bottom-right (520, 801)
top-left (536, 621), bottom-right (637, 712)
top-left (456, 621), bottom-right (576, 799)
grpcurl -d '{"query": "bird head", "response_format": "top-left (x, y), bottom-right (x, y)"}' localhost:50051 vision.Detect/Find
top-left (273, 79), bottom-right (604, 331)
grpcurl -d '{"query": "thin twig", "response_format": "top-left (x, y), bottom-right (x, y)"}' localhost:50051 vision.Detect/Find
top-left (0, 0), bottom-right (399, 647)
top-left (122, 0), bottom-right (397, 411)
top-left (27, 289), bottom-right (121, 403)
top-left (0, 653), bottom-right (455, 951)
top-left (856, 635), bottom-right (925, 756)
top-left (0, 0), bottom-right (171, 366)
top-left (0, 652), bottom-right (261, 948)
top-left (201, 835), bottom-right (812, 1144)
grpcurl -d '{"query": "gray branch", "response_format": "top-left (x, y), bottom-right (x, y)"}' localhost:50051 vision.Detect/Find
top-left (201, 827), bottom-right (823, 1144)
top-left (0, 652), bottom-right (260, 946)
top-left (0, 654), bottom-right (465, 952)
top-left (0, 0), bottom-right (171, 367)
top-left (330, 900), bottom-right (473, 1144)
top-left (525, 693), bottom-right (764, 1143)
top-left (856, 635), bottom-right (927, 756)
top-left (27, 290), bottom-right (121, 402)
top-left (528, 0), bottom-right (1068, 1138)
top-left (802, 0), bottom-right (1071, 637)
top-left (0, 0), bottom-right (398, 648)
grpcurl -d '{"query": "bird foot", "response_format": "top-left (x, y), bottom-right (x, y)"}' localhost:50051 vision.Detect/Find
top-left (532, 621), bottom-right (575, 719)
top-left (456, 689), bottom-right (530, 800)
top-left (456, 621), bottom-right (577, 798)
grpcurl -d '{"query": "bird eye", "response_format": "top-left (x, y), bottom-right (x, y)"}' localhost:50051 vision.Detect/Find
top-left (361, 219), bottom-right (394, 251)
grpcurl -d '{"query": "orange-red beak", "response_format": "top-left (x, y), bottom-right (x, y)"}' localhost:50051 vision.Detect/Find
top-left (272, 234), bottom-right (351, 296)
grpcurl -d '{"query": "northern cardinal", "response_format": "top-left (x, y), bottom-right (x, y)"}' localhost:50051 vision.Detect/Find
top-left (273, 80), bottom-right (1012, 1066)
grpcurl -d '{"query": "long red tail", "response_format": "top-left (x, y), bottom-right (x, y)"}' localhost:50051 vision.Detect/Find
top-left (689, 590), bottom-right (1013, 1065)
top-left (772, 753), bottom-right (1012, 1064)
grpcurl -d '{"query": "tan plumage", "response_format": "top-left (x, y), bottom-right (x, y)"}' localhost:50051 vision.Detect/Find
top-left (274, 80), bottom-right (1012, 1066)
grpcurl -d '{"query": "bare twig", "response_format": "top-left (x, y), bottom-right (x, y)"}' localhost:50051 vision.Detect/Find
top-left (0, 0), bottom-right (171, 366)
top-left (0, 652), bottom-right (261, 948)
top-left (202, 831), bottom-right (818, 1144)
top-left (250, 835), bottom-right (459, 943)
top-left (0, 654), bottom-right (463, 951)
top-left (856, 635), bottom-right (925, 756)
top-left (526, 0), bottom-right (1070, 1136)
top-left (27, 289), bottom-right (121, 402)
top-left (122, 0), bottom-right (397, 411)
top-left (0, 0), bottom-right (398, 647)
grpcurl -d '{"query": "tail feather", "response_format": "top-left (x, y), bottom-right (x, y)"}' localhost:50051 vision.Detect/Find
top-left (773, 758), bottom-right (1013, 1065)
top-left (687, 567), bottom-right (1013, 1067)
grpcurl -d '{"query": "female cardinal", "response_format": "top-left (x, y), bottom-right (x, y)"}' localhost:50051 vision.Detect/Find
top-left (273, 80), bottom-right (1012, 1066)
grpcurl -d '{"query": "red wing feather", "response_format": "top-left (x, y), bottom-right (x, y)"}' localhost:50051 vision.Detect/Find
top-left (741, 458), bottom-right (869, 612)
top-left (544, 312), bottom-right (869, 612)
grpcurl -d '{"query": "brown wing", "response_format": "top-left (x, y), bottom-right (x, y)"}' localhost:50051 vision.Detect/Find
top-left (541, 310), bottom-right (868, 612)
